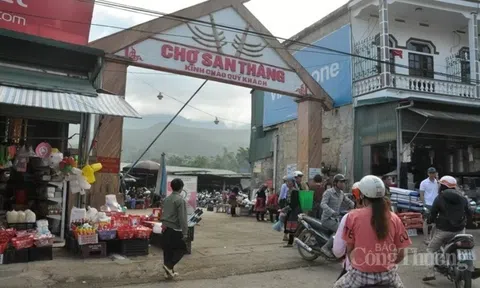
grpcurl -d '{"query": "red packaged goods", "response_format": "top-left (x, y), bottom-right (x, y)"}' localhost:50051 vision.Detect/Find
top-left (34, 235), bottom-right (55, 247)
top-left (129, 215), bottom-right (141, 227)
top-left (117, 226), bottom-right (135, 240)
top-left (112, 215), bottom-right (130, 228)
top-left (135, 226), bottom-right (152, 239)
top-left (0, 228), bottom-right (16, 243)
top-left (0, 242), bottom-right (8, 254)
top-left (12, 235), bottom-right (34, 250)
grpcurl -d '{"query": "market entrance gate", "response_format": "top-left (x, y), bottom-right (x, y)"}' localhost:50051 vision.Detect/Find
top-left (88, 0), bottom-right (333, 208)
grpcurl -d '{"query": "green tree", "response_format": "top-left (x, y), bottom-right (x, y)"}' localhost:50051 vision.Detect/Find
top-left (166, 155), bottom-right (186, 166)
top-left (163, 147), bottom-right (250, 172)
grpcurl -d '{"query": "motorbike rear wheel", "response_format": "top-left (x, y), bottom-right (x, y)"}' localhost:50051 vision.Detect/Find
top-left (455, 270), bottom-right (472, 288)
top-left (297, 230), bottom-right (319, 261)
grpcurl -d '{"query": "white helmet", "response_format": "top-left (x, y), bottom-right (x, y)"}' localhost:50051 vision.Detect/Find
top-left (439, 175), bottom-right (457, 189)
top-left (282, 175), bottom-right (288, 181)
top-left (293, 171), bottom-right (304, 177)
top-left (358, 175), bottom-right (385, 199)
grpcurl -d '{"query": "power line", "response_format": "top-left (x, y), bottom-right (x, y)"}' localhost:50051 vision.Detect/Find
top-left (1, 3), bottom-right (475, 82)
top-left (134, 76), bottom-right (250, 125)
top-left (124, 79), bottom-right (209, 176)
top-left (87, 0), bottom-right (480, 83)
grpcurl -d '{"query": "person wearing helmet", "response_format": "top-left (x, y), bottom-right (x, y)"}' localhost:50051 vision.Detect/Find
top-left (320, 174), bottom-right (355, 258)
top-left (334, 175), bottom-right (411, 288)
top-left (293, 170), bottom-right (309, 190)
top-left (332, 182), bottom-right (362, 280)
top-left (422, 175), bottom-right (472, 282)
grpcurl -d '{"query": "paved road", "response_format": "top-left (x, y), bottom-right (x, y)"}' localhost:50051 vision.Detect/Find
top-left (118, 265), bottom-right (479, 288)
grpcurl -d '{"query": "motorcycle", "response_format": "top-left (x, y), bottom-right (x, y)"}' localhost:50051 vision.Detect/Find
top-left (294, 213), bottom-right (343, 261)
top-left (433, 233), bottom-right (480, 288)
top-left (424, 207), bottom-right (480, 287)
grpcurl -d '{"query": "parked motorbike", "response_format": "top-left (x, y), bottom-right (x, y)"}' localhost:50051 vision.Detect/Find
top-left (433, 233), bottom-right (480, 288)
top-left (294, 213), bottom-right (343, 261)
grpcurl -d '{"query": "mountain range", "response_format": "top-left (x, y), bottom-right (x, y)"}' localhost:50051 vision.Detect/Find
top-left (121, 115), bottom-right (250, 162)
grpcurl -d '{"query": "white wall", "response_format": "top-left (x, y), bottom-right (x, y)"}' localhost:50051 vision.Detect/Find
top-left (351, 13), bottom-right (470, 81)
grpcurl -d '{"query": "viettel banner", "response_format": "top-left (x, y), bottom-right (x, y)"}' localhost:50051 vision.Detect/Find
top-left (0, 0), bottom-right (94, 45)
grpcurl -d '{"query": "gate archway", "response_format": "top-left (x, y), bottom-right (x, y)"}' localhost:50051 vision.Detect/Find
top-left (88, 0), bottom-right (333, 207)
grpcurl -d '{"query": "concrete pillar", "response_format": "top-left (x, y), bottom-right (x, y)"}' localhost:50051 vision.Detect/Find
top-left (379, 0), bottom-right (391, 87)
top-left (89, 60), bottom-right (127, 208)
top-left (296, 99), bottom-right (323, 179)
top-left (468, 12), bottom-right (479, 96)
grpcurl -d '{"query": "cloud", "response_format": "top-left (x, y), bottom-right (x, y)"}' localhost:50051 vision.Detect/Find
top-left (88, 0), bottom-right (349, 128)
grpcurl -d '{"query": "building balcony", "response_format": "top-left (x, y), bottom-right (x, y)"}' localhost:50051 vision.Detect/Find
top-left (353, 73), bottom-right (478, 100)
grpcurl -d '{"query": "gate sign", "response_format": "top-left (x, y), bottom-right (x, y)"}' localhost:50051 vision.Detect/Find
top-left (0, 0), bottom-right (94, 45)
top-left (115, 7), bottom-right (326, 99)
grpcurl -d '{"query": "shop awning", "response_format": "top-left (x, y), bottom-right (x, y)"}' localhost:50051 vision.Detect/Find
top-left (0, 85), bottom-right (141, 118)
top-left (408, 107), bottom-right (480, 124)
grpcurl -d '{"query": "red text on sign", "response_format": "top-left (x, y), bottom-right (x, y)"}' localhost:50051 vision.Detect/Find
top-left (160, 44), bottom-right (285, 84)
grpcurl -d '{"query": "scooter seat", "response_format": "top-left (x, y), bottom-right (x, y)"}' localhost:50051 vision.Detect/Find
top-left (444, 234), bottom-right (474, 253)
top-left (302, 215), bottom-right (329, 233)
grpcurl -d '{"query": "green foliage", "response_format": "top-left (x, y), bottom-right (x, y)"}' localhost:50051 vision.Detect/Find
top-left (160, 147), bottom-right (250, 173)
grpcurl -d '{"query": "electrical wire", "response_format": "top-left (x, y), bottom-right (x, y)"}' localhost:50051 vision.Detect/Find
top-left (86, 0), bottom-right (480, 82)
top-left (123, 79), bottom-right (209, 176)
top-left (134, 76), bottom-right (250, 125)
top-left (1, 2), bottom-right (475, 82)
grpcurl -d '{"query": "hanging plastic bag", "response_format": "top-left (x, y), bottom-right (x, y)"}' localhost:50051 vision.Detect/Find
top-left (82, 165), bottom-right (95, 184)
top-left (70, 179), bottom-right (81, 194)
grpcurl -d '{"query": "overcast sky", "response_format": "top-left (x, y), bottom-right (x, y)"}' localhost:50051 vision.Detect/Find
top-left (89, 0), bottom-right (349, 128)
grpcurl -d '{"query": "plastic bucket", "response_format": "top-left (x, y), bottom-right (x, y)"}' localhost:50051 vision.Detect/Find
top-left (298, 190), bottom-right (314, 211)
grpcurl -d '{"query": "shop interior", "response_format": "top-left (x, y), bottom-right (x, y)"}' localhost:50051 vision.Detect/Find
top-left (0, 113), bottom-right (84, 244)
top-left (399, 132), bottom-right (480, 198)
top-left (368, 133), bottom-right (480, 199)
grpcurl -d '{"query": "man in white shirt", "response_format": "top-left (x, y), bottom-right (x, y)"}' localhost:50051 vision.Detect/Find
top-left (419, 167), bottom-right (439, 243)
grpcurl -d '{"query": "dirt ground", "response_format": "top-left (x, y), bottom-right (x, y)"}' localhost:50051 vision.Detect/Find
top-left (1, 210), bottom-right (479, 288)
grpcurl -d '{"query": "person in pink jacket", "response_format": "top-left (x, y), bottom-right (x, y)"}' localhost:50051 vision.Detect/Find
top-left (332, 182), bottom-right (362, 279)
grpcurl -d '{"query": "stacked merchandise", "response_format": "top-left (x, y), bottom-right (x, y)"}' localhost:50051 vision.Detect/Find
top-left (67, 200), bottom-right (153, 258)
top-left (390, 187), bottom-right (423, 212)
top-left (0, 219), bottom-right (54, 264)
top-left (397, 212), bottom-right (423, 230)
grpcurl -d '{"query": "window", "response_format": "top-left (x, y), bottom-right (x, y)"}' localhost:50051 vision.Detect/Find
top-left (407, 41), bottom-right (434, 78)
top-left (374, 35), bottom-right (396, 74)
top-left (458, 47), bottom-right (470, 84)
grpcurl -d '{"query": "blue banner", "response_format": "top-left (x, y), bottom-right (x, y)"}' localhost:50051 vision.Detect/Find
top-left (263, 24), bottom-right (352, 127)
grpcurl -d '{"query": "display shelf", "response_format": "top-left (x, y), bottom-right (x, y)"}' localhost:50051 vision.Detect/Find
top-left (47, 198), bottom-right (62, 203)
top-left (47, 214), bottom-right (61, 220)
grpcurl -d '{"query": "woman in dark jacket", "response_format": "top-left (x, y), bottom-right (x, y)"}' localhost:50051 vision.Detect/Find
top-left (284, 180), bottom-right (302, 247)
top-left (254, 185), bottom-right (267, 221)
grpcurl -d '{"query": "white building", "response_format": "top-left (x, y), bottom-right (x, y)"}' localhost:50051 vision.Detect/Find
top-left (250, 0), bottom-right (480, 193)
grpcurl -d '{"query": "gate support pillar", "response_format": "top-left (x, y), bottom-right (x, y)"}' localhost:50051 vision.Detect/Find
top-left (89, 60), bottom-right (128, 208)
top-left (296, 99), bottom-right (323, 179)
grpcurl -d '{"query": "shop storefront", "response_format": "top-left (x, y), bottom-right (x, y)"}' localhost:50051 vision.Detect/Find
top-left (0, 29), bottom-right (140, 260)
top-left (355, 99), bottom-right (480, 199)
